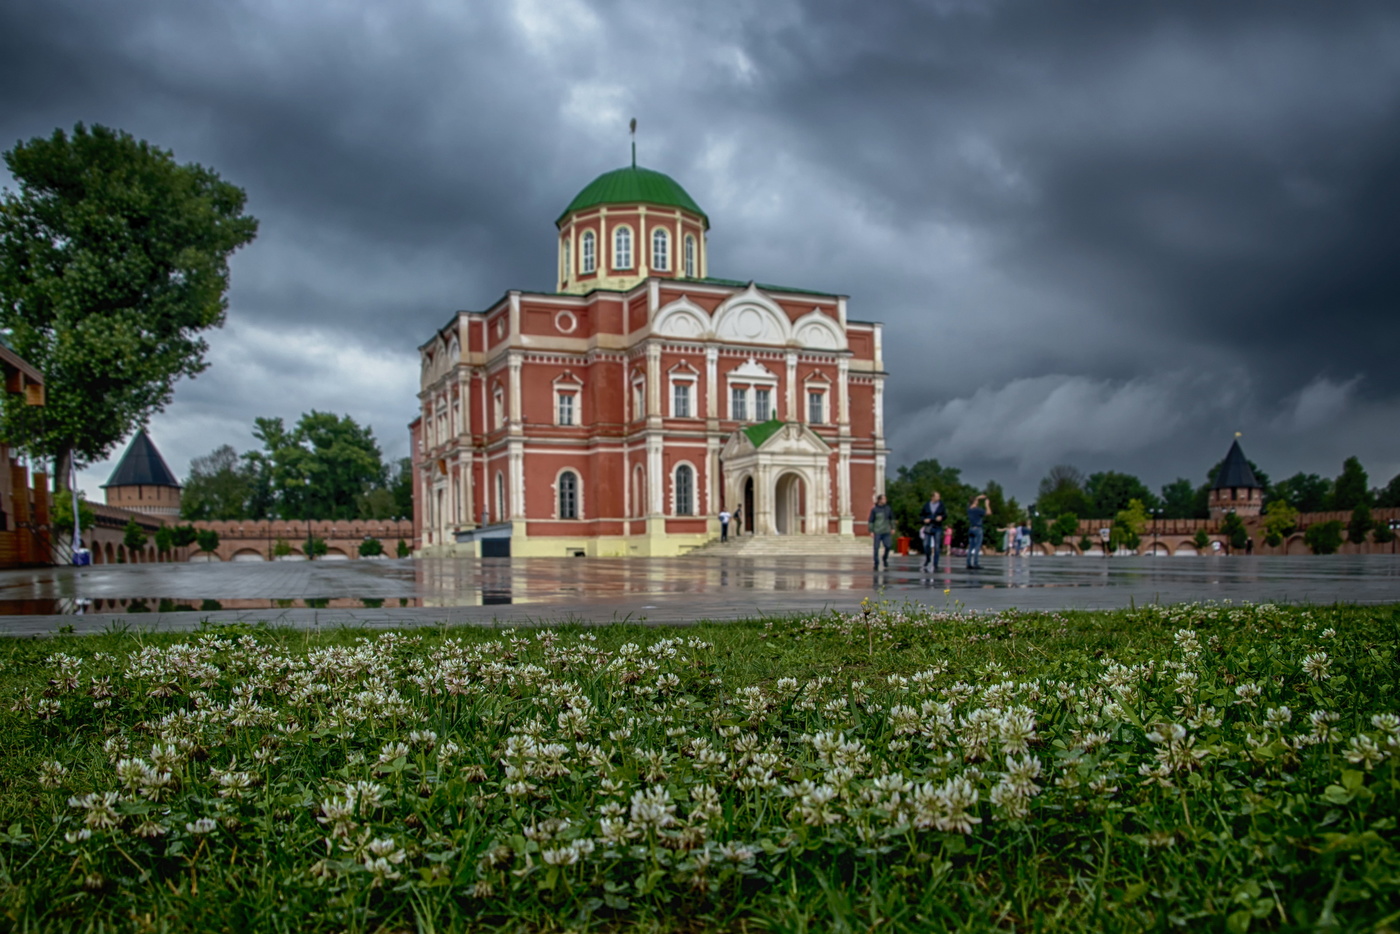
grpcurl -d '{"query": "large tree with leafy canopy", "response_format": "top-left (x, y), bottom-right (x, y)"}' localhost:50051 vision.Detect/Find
top-left (248, 411), bottom-right (386, 520)
top-left (0, 124), bottom-right (257, 491)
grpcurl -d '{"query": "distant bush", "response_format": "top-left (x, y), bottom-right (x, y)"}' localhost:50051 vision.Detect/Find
top-left (1305, 520), bottom-right (1344, 555)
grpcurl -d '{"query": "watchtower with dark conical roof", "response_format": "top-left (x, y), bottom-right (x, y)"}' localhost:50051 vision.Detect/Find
top-left (103, 430), bottom-right (181, 518)
top-left (1209, 438), bottom-right (1263, 519)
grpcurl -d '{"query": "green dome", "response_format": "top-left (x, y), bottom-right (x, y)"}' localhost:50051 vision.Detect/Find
top-left (557, 165), bottom-right (708, 227)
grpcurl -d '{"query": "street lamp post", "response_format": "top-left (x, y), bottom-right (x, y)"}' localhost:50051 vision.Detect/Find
top-left (303, 477), bottom-right (314, 561)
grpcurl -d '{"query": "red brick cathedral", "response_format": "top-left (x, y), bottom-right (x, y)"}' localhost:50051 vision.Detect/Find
top-left (412, 161), bottom-right (888, 556)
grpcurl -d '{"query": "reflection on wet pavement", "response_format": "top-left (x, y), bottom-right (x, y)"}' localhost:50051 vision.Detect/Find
top-left (1, 554), bottom-right (1397, 635)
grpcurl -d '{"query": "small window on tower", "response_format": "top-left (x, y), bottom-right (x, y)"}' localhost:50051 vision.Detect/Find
top-left (684, 235), bottom-right (696, 277)
top-left (581, 231), bottom-right (596, 273)
top-left (652, 228), bottom-right (669, 271)
top-left (562, 238), bottom-right (571, 281)
top-left (614, 227), bottom-right (632, 270)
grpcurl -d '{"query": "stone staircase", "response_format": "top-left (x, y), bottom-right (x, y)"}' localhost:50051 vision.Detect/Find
top-left (684, 533), bottom-right (871, 557)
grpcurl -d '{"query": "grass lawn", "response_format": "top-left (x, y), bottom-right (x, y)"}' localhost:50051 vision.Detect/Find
top-left (1, 600), bottom-right (1398, 932)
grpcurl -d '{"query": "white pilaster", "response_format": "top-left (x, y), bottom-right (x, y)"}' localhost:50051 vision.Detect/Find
top-left (785, 352), bottom-right (798, 421)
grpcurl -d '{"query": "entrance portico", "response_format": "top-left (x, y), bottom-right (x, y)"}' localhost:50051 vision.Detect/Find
top-left (721, 420), bottom-right (834, 536)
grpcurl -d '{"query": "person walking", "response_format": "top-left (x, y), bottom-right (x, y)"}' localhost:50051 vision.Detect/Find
top-left (919, 491), bottom-right (947, 572)
top-left (869, 494), bottom-right (895, 571)
top-left (733, 505), bottom-right (744, 536)
top-left (966, 494), bottom-right (991, 569)
top-left (718, 508), bottom-right (731, 543)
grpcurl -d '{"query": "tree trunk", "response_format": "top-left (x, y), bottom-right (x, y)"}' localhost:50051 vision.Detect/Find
top-left (53, 445), bottom-right (73, 498)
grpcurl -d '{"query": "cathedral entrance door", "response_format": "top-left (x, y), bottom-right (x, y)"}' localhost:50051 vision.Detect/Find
top-left (774, 472), bottom-right (807, 535)
top-left (743, 477), bottom-right (755, 535)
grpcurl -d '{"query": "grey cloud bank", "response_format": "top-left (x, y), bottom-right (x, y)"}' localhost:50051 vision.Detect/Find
top-left (2, 0), bottom-right (1397, 501)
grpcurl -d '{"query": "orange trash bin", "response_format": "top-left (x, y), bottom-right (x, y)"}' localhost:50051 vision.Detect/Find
top-left (896, 536), bottom-right (911, 555)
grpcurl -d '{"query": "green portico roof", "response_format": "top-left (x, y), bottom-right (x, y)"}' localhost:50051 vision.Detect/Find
top-left (742, 418), bottom-right (785, 448)
top-left (558, 165), bottom-right (708, 227)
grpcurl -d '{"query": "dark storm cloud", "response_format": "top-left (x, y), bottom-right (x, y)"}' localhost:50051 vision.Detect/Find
top-left (2, 0), bottom-right (1398, 497)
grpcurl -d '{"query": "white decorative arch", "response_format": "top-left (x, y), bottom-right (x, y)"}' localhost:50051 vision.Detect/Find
top-left (653, 297), bottom-right (712, 340)
top-left (713, 285), bottom-right (793, 346)
top-left (792, 309), bottom-right (846, 351)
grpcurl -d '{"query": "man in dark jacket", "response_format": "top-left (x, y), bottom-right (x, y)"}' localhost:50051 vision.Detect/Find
top-left (869, 494), bottom-right (895, 571)
top-left (919, 491), bottom-right (947, 572)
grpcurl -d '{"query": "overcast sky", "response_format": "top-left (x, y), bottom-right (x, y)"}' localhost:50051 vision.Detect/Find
top-left (3, 0), bottom-right (1399, 503)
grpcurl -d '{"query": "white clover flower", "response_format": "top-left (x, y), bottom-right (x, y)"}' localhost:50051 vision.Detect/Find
top-left (64, 828), bottom-right (92, 844)
top-left (629, 785), bottom-right (677, 830)
top-left (186, 818), bottom-right (218, 835)
top-left (1344, 735), bottom-right (1387, 770)
top-left (37, 760), bottom-right (68, 789)
top-left (377, 741), bottom-right (411, 765)
top-left (718, 841), bottom-right (757, 864)
top-left (1265, 707), bottom-right (1293, 728)
top-left (1321, 628), bottom-right (1336, 639)
top-left (1301, 652), bottom-right (1332, 682)
top-left (1233, 683), bottom-right (1262, 707)
top-left (541, 845), bottom-right (579, 866)
top-left (69, 792), bottom-right (120, 830)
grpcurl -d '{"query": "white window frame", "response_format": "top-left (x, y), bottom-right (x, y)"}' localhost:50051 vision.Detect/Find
top-left (581, 230), bottom-right (596, 273)
top-left (632, 378), bottom-right (646, 420)
top-left (556, 391), bottom-right (576, 426)
top-left (671, 379), bottom-right (694, 418)
top-left (652, 228), bottom-right (669, 271)
top-left (494, 470), bottom-right (506, 522)
top-left (684, 235), bottom-right (696, 277)
top-left (613, 225), bottom-right (633, 270)
top-left (730, 385), bottom-right (748, 422)
top-left (556, 468), bottom-right (581, 520)
top-left (492, 386), bottom-right (505, 429)
top-left (754, 387), bottom-right (772, 422)
top-left (562, 237), bottom-right (571, 282)
top-left (673, 462), bottom-right (696, 516)
top-left (807, 389), bottom-right (826, 425)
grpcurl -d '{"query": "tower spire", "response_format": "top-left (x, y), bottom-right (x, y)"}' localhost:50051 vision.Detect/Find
top-left (629, 117), bottom-right (637, 168)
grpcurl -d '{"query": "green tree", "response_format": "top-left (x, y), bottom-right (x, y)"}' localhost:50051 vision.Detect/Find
top-left (1110, 499), bottom-right (1149, 551)
top-left (1086, 472), bottom-right (1158, 519)
top-left (1261, 499), bottom-right (1298, 547)
top-left (1331, 456), bottom-right (1371, 511)
top-left (250, 411), bottom-right (386, 520)
top-left (195, 528), bottom-right (219, 554)
top-left (390, 457), bottom-right (414, 518)
top-left (1304, 520), bottom-right (1344, 555)
top-left (272, 537), bottom-right (292, 558)
top-left (154, 526), bottom-right (174, 555)
top-left (396, 539), bottom-right (411, 558)
top-left (1270, 472), bottom-right (1331, 513)
top-left (358, 537), bottom-right (384, 558)
top-left (1219, 512), bottom-right (1248, 551)
top-left (50, 491), bottom-right (96, 536)
top-left (181, 444), bottom-right (256, 520)
top-left (171, 524), bottom-right (199, 548)
top-left (0, 124), bottom-right (257, 492)
top-left (356, 488), bottom-right (397, 520)
top-left (1374, 520), bottom-right (1396, 545)
top-left (1377, 473), bottom-right (1400, 509)
top-left (1049, 513), bottom-right (1080, 547)
top-left (1036, 465), bottom-right (1092, 520)
top-left (1193, 529), bottom-right (1211, 551)
top-left (122, 519), bottom-right (147, 553)
top-left (304, 536), bottom-right (328, 558)
top-left (1159, 478), bottom-right (1199, 520)
top-left (1348, 503), bottom-right (1373, 545)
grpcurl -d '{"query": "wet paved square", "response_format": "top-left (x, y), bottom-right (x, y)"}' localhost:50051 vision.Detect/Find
top-left (1, 553), bottom-right (1397, 636)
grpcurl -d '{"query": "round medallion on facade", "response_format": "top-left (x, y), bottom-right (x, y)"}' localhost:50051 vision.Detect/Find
top-left (555, 310), bottom-right (577, 334)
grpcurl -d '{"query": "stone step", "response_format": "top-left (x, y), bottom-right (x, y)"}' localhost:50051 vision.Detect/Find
top-left (686, 535), bottom-right (872, 557)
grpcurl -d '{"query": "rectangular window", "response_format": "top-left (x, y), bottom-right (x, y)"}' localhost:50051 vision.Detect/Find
top-left (808, 390), bottom-right (824, 424)
top-left (557, 392), bottom-right (575, 426)
top-left (632, 382), bottom-right (645, 419)
top-left (754, 388), bottom-right (771, 422)
top-left (672, 382), bottom-right (691, 418)
top-left (730, 386), bottom-right (747, 421)
top-left (581, 232), bottom-right (596, 273)
top-left (684, 236), bottom-right (695, 277)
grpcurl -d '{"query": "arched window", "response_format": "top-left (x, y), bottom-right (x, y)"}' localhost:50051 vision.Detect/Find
top-left (614, 226), bottom-right (632, 270)
top-left (675, 464), bottom-right (694, 516)
top-left (652, 228), bottom-right (669, 271)
top-left (581, 231), bottom-right (596, 273)
top-left (562, 237), bottom-right (571, 281)
top-left (559, 470), bottom-right (579, 519)
top-left (684, 235), bottom-right (696, 277)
